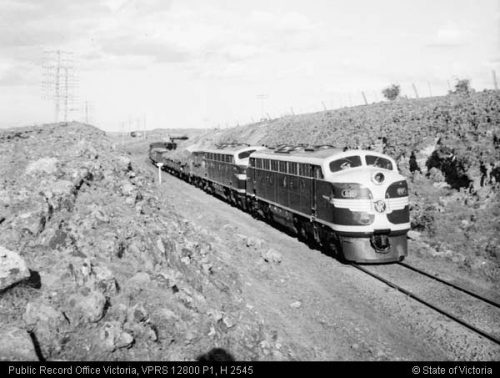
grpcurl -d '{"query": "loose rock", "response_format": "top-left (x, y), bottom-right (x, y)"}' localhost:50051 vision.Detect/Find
top-left (0, 326), bottom-right (38, 360)
top-left (99, 321), bottom-right (134, 352)
top-left (0, 246), bottom-right (30, 291)
top-left (25, 157), bottom-right (59, 176)
top-left (24, 301), bottom-right (68, 358)
top-left (261, 248), bottom-right (282, 264)
top-left (68, 288), bottom-right (107, 323)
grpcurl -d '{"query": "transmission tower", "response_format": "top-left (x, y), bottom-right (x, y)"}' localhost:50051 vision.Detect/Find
top-left (42, 50), bottom-right (79, 122)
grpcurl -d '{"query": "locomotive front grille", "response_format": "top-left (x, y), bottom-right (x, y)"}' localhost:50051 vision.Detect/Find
top-left (332, 199), bottom-right (371, 212)
top-left (386, 197), bottom-right (409, 211)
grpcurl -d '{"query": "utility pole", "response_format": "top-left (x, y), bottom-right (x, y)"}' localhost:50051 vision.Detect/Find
top-left (84, 101), bottom-right (89, 123)
top-left (493, 70), bottom-right (498, 91)
top-left (42, 50), bottom-right (78, 123)
top-left (361, 91), bottom-right (368, 105)
top-left (427, 82), bottom-right (433, 97)
top-left (412, 83), bottom-right (419, 99)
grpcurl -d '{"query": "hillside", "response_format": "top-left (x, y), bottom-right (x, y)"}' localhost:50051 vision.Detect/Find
top-left (202, 91), bottom-right (500, 285)
top-left (0, 122), bottom-right (280, 361)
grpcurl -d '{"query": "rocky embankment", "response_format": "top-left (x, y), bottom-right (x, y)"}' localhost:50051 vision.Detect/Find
top-left (0, 122), bottom-right (275, 361)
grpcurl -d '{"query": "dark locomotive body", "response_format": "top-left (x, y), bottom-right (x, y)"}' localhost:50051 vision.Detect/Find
top-left (149, 143), bottom-right (410, 263)
top-left (247, 146), bottom-right (409, 262)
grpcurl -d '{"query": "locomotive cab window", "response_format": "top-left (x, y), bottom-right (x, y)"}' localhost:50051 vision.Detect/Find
top-left (330, 156), bottom-right (362, 173)
top-left (365, 155), bottom-right (393, 170)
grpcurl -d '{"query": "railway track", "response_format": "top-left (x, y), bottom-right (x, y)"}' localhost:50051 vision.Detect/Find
top-left (397, 261), bottom-right (500, 309)
top-left (352, 262), bottom-right (500, 346)
top-left (145, 154), bottom-right (500, 347)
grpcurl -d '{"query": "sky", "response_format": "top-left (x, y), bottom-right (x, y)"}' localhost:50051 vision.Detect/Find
top-left (0, 0), bottom-right (499, 131)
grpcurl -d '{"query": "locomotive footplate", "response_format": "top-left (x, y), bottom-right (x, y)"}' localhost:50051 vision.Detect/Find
top-left (340, 232), bottom-right (407, 263)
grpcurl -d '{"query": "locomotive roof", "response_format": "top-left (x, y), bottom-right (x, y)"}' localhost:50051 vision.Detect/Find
top-left (251, 146), bottom-right (344, 162)
top-left (250, 146), bottom-right (397, 168)
top-left (201, 144), bottom-right (262, 154)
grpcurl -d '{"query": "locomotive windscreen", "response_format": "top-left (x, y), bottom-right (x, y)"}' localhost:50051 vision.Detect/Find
top-left (365, 155), bottom-right (393, 170)
top-left (330, 156), bottom-right (362, 172)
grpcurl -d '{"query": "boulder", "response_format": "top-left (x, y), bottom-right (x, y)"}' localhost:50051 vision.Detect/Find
top-left (0, 246), bottom-right (30, 291)
top-left (42, 180), bottom-right (76, 211)
top-left (120, 182), bottom-right (136, 197)
top-left (407, 230), bottom-right (421, 240)
top-left (24, 301), bottom-right (68, 358)
top-left (0, 326), bottom-right (38, 361)
top-left (246, 237), bottom-right (264, 250)
top-left (13, 198), bottom-right (49, 236)
top-left (99, 321), bottom-right (134, 352)
top-left (25, 157), bottom-right (59, 176)
top-left (128, 304), bottom-right (149, 324)
top-left (68, 288), bottom-right (107, 323)
top-left (90, 264), bottom-right (118, 296)
top-left (260, 249), bottom-right (282, 264)
top-left (75, 141), bottom-right (98, 159)
top-left (118, 156), bottom-right (132, 172)
top-left (73, 260), bottom-right (118, 296)
top-left (129, 272), bottom-right (151, 287)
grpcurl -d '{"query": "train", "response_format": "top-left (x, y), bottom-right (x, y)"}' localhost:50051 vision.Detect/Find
top-left (149, 142), bottom-right (410, 263)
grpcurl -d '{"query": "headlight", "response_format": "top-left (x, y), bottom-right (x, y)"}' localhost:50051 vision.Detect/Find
top-left (372, 172), bottom-right (385, 185)
top-left (386, 180), bottom-right (408, 198)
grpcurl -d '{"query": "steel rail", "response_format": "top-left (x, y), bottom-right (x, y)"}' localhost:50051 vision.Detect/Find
top-left (351, 263), bottom-right (500, 346)
top-left (397, 261), bottom-right (500, 309)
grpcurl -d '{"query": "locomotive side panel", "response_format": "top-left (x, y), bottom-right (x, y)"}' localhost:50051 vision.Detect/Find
top-left (315, 179), bottom-right (335, 223)
top-left (298, 176), bottom-right (313, 216)
top-left (277, 170), bottom-right (289, 209)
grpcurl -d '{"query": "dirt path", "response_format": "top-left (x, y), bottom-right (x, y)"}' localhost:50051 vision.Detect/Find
top-left (127, 145), bottom-right (500, 361)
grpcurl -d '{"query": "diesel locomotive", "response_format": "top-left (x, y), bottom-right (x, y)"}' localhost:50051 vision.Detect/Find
top-left (149, 142), bottom-right (410, 263)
